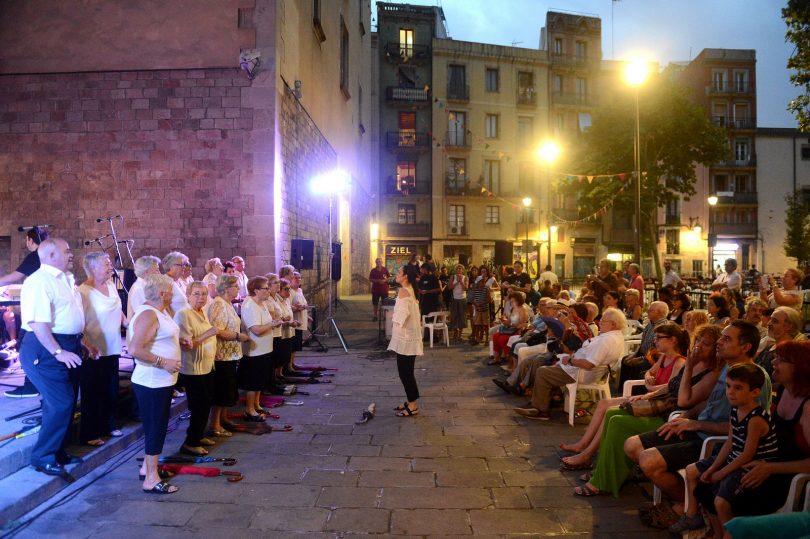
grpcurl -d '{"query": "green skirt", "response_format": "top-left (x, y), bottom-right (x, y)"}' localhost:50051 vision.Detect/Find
top-left (589, 407), bottom-right (665, 497)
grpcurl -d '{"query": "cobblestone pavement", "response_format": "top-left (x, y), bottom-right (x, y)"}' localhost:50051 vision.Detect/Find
top-left (11, 296), bottom-right (668, 538)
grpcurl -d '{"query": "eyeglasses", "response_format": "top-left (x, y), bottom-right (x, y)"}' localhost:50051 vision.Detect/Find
top-left (258, 286), bottom-right (270, 290)
top-left (282, 287), bottom-right (291, 291)
top-left (654, 335), bottom-right (672, 340)
top-left (173, 263), bottom-right (191, 268)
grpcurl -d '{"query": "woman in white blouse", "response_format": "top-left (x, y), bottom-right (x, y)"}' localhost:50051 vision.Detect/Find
top-left (274, 277), bottom-right (300, 383)
top-left (127, 255), bottom-right (161, 321)
top-left (174, 282), bottom-right (218, 455)
top-left (161, 251), bottom-right (191, 316)
top-left (78, 252), bottom-right (127, 446)
top-left (239, 276), bottom-right (281, 419)
top-left (760, 268), bottom-right (804, 310)
top-left (202, 258), bottom-right (224, 300)
top-left (389, 265), bottom-right (424, 417)
top-left (205, 275), bottom-right (249, 436)
top-left (128, 274), bottom-right (183, 494)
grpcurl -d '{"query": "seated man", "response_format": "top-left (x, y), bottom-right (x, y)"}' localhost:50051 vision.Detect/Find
top-left (619, 301), bottom-right (669, 388)
top-left (513, 307), bottom-right (626, 421)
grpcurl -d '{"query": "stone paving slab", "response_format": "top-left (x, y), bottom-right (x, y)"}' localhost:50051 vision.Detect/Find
top-left (7, 296), bottom-right (669, 537)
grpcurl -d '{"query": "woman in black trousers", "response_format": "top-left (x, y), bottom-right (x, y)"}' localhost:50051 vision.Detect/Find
top-left (388, 264), bottom-right (424, 417)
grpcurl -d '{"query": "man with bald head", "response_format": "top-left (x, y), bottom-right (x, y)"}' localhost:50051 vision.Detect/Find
top-left (19, 238), bottom-right (86, 476)
top-left (619, 300), bottom-right (670, 388)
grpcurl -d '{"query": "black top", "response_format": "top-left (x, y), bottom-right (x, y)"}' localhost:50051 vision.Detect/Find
top-left (15, 250), bottom-right (40, 277)
top-left (503, 272), bottom-right (532, 291)
top-left (418, 274), bottom-right (441, 314)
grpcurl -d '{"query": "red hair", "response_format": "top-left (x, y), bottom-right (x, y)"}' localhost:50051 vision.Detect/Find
top-left (774, 341), bottom-right (810, 397)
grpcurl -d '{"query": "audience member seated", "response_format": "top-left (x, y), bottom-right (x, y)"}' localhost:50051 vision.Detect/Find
top-left (619, 301), bottom-right (670, 387)
top-left (623, 289), bottom-right (643, 322)
top-left (707, 295), bottom-right (732, 328)
top-left (667, 291), bottom-right (691, 326)
top-left (490, 291), bottom-right (530, 368)
top-left (754, 306), bottom-right (805, 379)
top-left (683, 310), bottom-right (710, 344)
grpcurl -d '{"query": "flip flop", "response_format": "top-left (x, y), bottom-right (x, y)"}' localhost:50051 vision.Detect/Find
top-left (139, 468), bottom-right (176, 481)
top-left (143, 481), bottom-right (178, 494)
top-left (393, 402), bottom-right (409, 411)
top-left (573, 484), bottom-right (603, 497)
top-left (560, 459), bottom-right (593, 471)
top-left (395, 405), bottom-right (419, 417)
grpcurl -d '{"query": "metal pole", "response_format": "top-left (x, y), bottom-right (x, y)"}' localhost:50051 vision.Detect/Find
top-left (634, 90), bottom-right (642, 265)
top-left (547, 164), bottom-right (552, 267)
top-left (525, 207), bottom-right (529, 269)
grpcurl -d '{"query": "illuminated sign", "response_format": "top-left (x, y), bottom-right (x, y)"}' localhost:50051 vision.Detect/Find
top-left (386, 245), bottom-right (415, 256)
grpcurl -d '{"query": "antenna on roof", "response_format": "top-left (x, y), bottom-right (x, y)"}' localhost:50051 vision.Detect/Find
top-left (511, 40), bottom-right (523, 47)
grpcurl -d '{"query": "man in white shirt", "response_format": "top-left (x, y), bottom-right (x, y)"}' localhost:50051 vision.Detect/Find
top-left (232, 256), bottom-right (248, 299)
top-left (538, 265), bottom-right (559, 287)
top-left (662, 260), bottom-right (684, 290)
top-left (19, 238), bottom-right (86, 476)
top-left (514, 307), bottom-right (627, 421)
top-left (711, 258), bottom-right (742, 291)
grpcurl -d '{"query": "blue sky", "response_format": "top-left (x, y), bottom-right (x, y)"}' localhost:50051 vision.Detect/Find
top-left (376, 0), bottom-right (799, 127)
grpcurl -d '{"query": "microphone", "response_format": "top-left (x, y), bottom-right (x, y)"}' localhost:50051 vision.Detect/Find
top-left (116, 240), bottom-right (134, 244)
top-left (95, 215), bottom-right (122, 223)
top-left (83, 234), bottom-right (112, 246)
top-left (17, 225), bottom-right (51, 232)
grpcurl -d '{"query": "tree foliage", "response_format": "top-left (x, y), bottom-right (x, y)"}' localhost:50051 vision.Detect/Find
top-left (783, 192), bottom-right (810, 264)
top-left (783, 0), bottom-right (810, 132)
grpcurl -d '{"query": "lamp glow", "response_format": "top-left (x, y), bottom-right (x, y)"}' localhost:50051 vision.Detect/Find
top-left (707, 195), bottom-right (718, 206)
top-left (607, 253), bottom-right (623, 262)
top-left (310, 169), bottom-right (350, 194)
top-left (536, 140), bottom-right (561, 164)
top-left (522, 197), bottom-right (532, 207)
top-left (550, 225), bottom-right (558, 233)
top-left (370, 222), bottom-right (379, 241)
top-left (624, 60), bottom-right (650, 87)
top-left (693, 224), bottom-right (702, 235)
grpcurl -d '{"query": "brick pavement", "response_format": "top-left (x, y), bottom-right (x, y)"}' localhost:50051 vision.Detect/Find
top-left (9, 296), bottom-right (668, 538)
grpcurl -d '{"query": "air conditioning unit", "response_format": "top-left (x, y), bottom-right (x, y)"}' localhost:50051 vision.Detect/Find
top-left (449, 225), bottom-right (460, 235)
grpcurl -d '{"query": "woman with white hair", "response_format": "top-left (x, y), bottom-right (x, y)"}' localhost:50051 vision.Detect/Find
top-left (127, 255), bottom-right (161, 320)
top-left (239, 276), bottom-right (280, 419)
top-left (128, 274), bottom-right (183, 494)
top-left (202, 258), bottom-right (224, 300)
top-left (161, 252), bottom-right (192, 316)
top-left (759, 268), bottom-right (804, 310)
top-left (78, 252), bottom-right (127, 446)
top-left (263, 273), bottom-right (289, 394)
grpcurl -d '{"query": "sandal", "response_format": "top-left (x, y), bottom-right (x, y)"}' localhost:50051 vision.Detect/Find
top-left (139, 469), bottom-right (176, 481)
top-left (143, 481), bottom-right (178, 494)
top-left (641, 502), bottom-right (679, 529)
top-left (181, 444), bottom-right (208, 456)
top-left (395, 404), bottom-right (419, 417)
top-left (573, 484), bottom-right (603, 497)
top-left (393, 402), bottom-right (409, 411)
top-left (578, 472), bottom-right (591, 483)
top-left (207, 429), bottom-right (233, 438)
top-left (574, 409), bottom-right (591, 419)
top-left (560, 458), bottom-right (593, 471)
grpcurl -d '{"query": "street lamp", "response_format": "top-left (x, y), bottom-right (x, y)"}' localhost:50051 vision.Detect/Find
top-left (624, 59), bottom-right (649, 266)
top-left (707, 195), bottom-right (718, 278)
top-left (536, 140), bottom-right (561, 271)
top-left (522, 197), bottom-right (532, 269)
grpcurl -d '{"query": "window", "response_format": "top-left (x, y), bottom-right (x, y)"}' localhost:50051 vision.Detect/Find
top-left (665, 199), bottom-right (680, 224)
top-left (553, 74), bottom-right (562, 94)
top-left (517, 117), bottom-right (533, 146)
top-left (485, 68), bottom-right (499, 92)
top-left (554, 38), bottom-right (563, 54)
top-left (312, 0), bottom-right (326, 42)
top-left (397, 161), bottom-right (416, 192)
top-left (398, 112), bottom-right (416, 146)
top-left (692, 260), bottom-right (703, 276)
top-left (712, 102), bottom-right (727, 124)
top-left (399, 28), bottom-right (414, 59)
top-left (485, 114), bottom-right (499, 138)
top-left (449, 205), bottom-right (465, 227)
top-left (553, 113), bottom-right (564, 135)
top-left (398, 204), bottom-right (416, 224)
top-left (485, 206), bottom-right (500, 224)
top-left (578, 112), bottom-right (592, 132)
top-left (339, 16), bottom-right (350, 97)
top-left (575, 77), bottom-right (587, 99)
top-left (733, 103), bottom-right (749, 124)
top-left (447, 158), bottom-right (467, 193)
top-left (714, 174), bottom-right (728, 192)
top-left (518, 71), bottom-right (534, 96)
top-left (483, 160), bottom-right (500, 194)
top-left (448, 64), bottom-right (467, 99)
top-left (735, 140), bottom-right (749, 162)
top-left (733, 70), bottom-right (748, 92)
top-left (447, 111), bottom-right (466, 145)
top-left (735, 175), bottom-right (749, 192)
top-left (802, 145), bottom-right (810, 160)
top-left (575, 40), bottom-right (587, 59)
top-left (712, 70), bottom-right (726, 92)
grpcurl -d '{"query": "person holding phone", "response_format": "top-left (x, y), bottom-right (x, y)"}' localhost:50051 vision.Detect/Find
top-left (759, 268), bottom-right (803, 310)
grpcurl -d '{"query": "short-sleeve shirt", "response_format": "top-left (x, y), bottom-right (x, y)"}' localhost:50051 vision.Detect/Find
top-left (369, 267), bottom-right (390, 295)
top-left (16, 250), bottom-right (40, 277)
top-left (205, 296), bottom-right (242, 361)
top-left (174, 307), bottom-right (216, 375)
top-left (21, 264), bottom-right (85, 334)
top-left (79, 281), bottom-right (123, 356)
top-left (504, 272), bottom-right (532, 292)
top-left (698, 363), bottom-right (772, 440)
top-left (240, 297), bottom-right (274, 356)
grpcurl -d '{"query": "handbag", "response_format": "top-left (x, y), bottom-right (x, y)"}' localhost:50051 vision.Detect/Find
top-left (619, 390), bottom-right (678, 417)
top-left (498, 325), bottom-right (519, 335)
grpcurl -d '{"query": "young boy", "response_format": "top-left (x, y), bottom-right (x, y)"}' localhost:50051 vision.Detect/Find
top-left (673, 363), bottom-right (778, 536)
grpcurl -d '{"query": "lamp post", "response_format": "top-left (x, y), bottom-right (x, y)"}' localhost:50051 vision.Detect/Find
top-left (707, 195), bottom-right (718, 278)
top-left (522, 197), bottom-right (532, 271)
top-left (624, 60), bottom-right (649, 266)
top-left (537, 140), bottom-right (561, 272)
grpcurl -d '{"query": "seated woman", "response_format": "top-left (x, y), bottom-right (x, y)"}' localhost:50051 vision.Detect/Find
top-left (708, 295), bottom-right (731, 327)
top-left (667, 292), bottom-right (691, 326)
top-left (569, 324), bottom-right (723, 496)
top-left (600, 291), bottom-right (622, 321)
top-left (720, 287), bottom-right (743, 320)
top-left (683, 310), bottom-right (710, 344)
top-left (623, 289), bottom-right (643, 322)
top-left (559, 322), bottom-right (689, 470)
top-left (490, 291), bottom-right (530, 368)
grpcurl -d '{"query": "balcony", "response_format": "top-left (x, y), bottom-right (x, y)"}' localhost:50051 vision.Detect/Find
top-left (714, 156), bottom-right (756, 168)
top-left (387, 222), bottom-right (430, 238)
top-left (711, 116), bottom-right (756, 129)
top-left (444, 133), bottom-right (470, 150)
top-left (386, 86), bottom-right (430, 105)
top-left (552, 91), bottom-right (599, 107)
top-left (386, 131), bottom-right (430, 152)
top-left (550, 52), bottom-right (596, 68)
top-left (713, 222), bottom-right (757, 236)
top-left (446, 84), bottom-right (470, 102)
top-left (444, 174), bottom-right (477, 196)
top-left (383, 42), bottom-right (430, 64)
top-left (385, 175), bottom-right (430, 196)
top-left (447, 221), bottom-right (469, 236)
top-left (714, 191), bottom-right (758, 205)
top-left (516, 88), bottom-right (537, 107)
top-left (706, 83), bottom-right (755, 95)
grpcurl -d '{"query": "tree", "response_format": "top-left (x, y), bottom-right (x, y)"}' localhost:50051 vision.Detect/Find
top-left (783, 0), bottom-right (810, 132)
top-left (783, 192), bottom-right (810, 265)
top-left (566, 75), bottom-right (729, 280)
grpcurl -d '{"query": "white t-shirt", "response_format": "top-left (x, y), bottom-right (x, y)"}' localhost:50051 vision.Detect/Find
top-left (450, 274), bottom-right (468, 300)
top-left (663, 269), bottom-right (683, 288)
top-left (240, 297), bottom-right (274, 356)
top-left (21, 264), bottom-right (85, 334)
top-left (768, 288), bottom-right (803, 309)
top-left (264, 295), bottom-right (284, 338)
top-left (79, 281), bottom-right (123, 356)
top-left (290, 287), bottom-right (308, 327)
top-left (127, 278), bottom-right (146, 321)
top-left (538, 270), bottom-right (559, 286)
top-left (713, 270), bottom-right (742, 290)
top-left (169, 277), bottom-right (191, 316)
top-left (128, 305), bottom-right (180, 388)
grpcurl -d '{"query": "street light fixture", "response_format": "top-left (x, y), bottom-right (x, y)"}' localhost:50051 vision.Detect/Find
top-left (707, 194), bottom-right (718, 278)
top-left (536, 140), bottom-right (561, 269)
top-left (624, 59), bottom-right (649, 267)
top-left (522, 197), bottom-right (532, 269)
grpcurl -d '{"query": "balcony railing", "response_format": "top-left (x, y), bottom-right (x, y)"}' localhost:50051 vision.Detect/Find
top-left (383, 42), bottom-right (430, 63)
top-left (706, 83), bottom-right (755, 95)
top-left (715, 156), bottom-right (756, 168)
top-left (447, 84), bottom-right (470, 101)
top-left (385, 175), bottom-right (429, 196)
top-left (444, 133), bottom-right (470, 149)
top-left (550, 52), bottom-right (596, 67)
top-left (386, 86), bottom-right (430, 104)
top-left (711, 116), bottom-right (756, 129)
top-left (447, 221), bottom-right (469, 236)
top-left (444, 174), bottom-right (475, 196)
top-left (713, 222), bottom-right (757, 236)
top-left (714, 191), bottom-right (758, 205)
top-left (387, 222), bottom-right (430, 238)
top-left (516, 89), bottom-right (537, 107)
top-left (552, 91), bottom-right (599, 106)
top-left (386, 131), bottom-right (430, 151)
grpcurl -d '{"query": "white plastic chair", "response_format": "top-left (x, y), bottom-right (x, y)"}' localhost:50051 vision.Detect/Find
top-left (622, 379), bottom-right (647, 397)
top-left (421, 311), bottom-right (449, 348)
top-left (780, 473), bottom-right (810, 512)
top-left (563, 365), bottom-right (614, 427)
top-left (652, 435), bottom-right (726, 511)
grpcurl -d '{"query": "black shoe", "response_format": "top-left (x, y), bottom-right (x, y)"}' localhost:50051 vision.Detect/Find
top-left (33, 462), bottom-right (65, 476)
top-left (4, 386), bottom-right (39, 398)
top-left (492, 378), bottom-right (511, 394)
top-left (56, 453), bottom-right (82, 465)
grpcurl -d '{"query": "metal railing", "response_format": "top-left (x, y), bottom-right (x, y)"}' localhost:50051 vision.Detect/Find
top-left (385, 175), bottom-right (429, 196)
top-left (711, 116), bottom-right (756, 129)
top-left (550, 52), bottom-right (596, 67)
top-left (444, 133), bottom-right (470, 149)
top-left (385, 131), bottom-right (430, 150)
top-left (552, 91), bottom-right (598, 106)
top-left (383, 42), bottom-right (430, 63)
top-left (516, 89), bottom-right (537, 106)
top-left (386, 86), bottom-right (430, 103)
top-left (706, 83), bottom-right (755, 95)
top-left (387, 222), bottom-right (430, 237)
top-left (446, 84), bottom-right (470, 101)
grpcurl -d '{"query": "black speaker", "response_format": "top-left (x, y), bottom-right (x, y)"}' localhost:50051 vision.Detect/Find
top-left (494, 240), bottom-right (513, 266)
top-left (291, 239), bottom-right (315, 269)
top-left (331, 242), bottom-right (342, 280)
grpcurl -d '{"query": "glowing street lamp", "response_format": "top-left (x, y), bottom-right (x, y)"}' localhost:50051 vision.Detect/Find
top-left (536, 140), bottom-right (561, 268)
top-left (624, 59), bottom-right (649, 267)
top-left (707, 194), bottom-right (718, 278)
